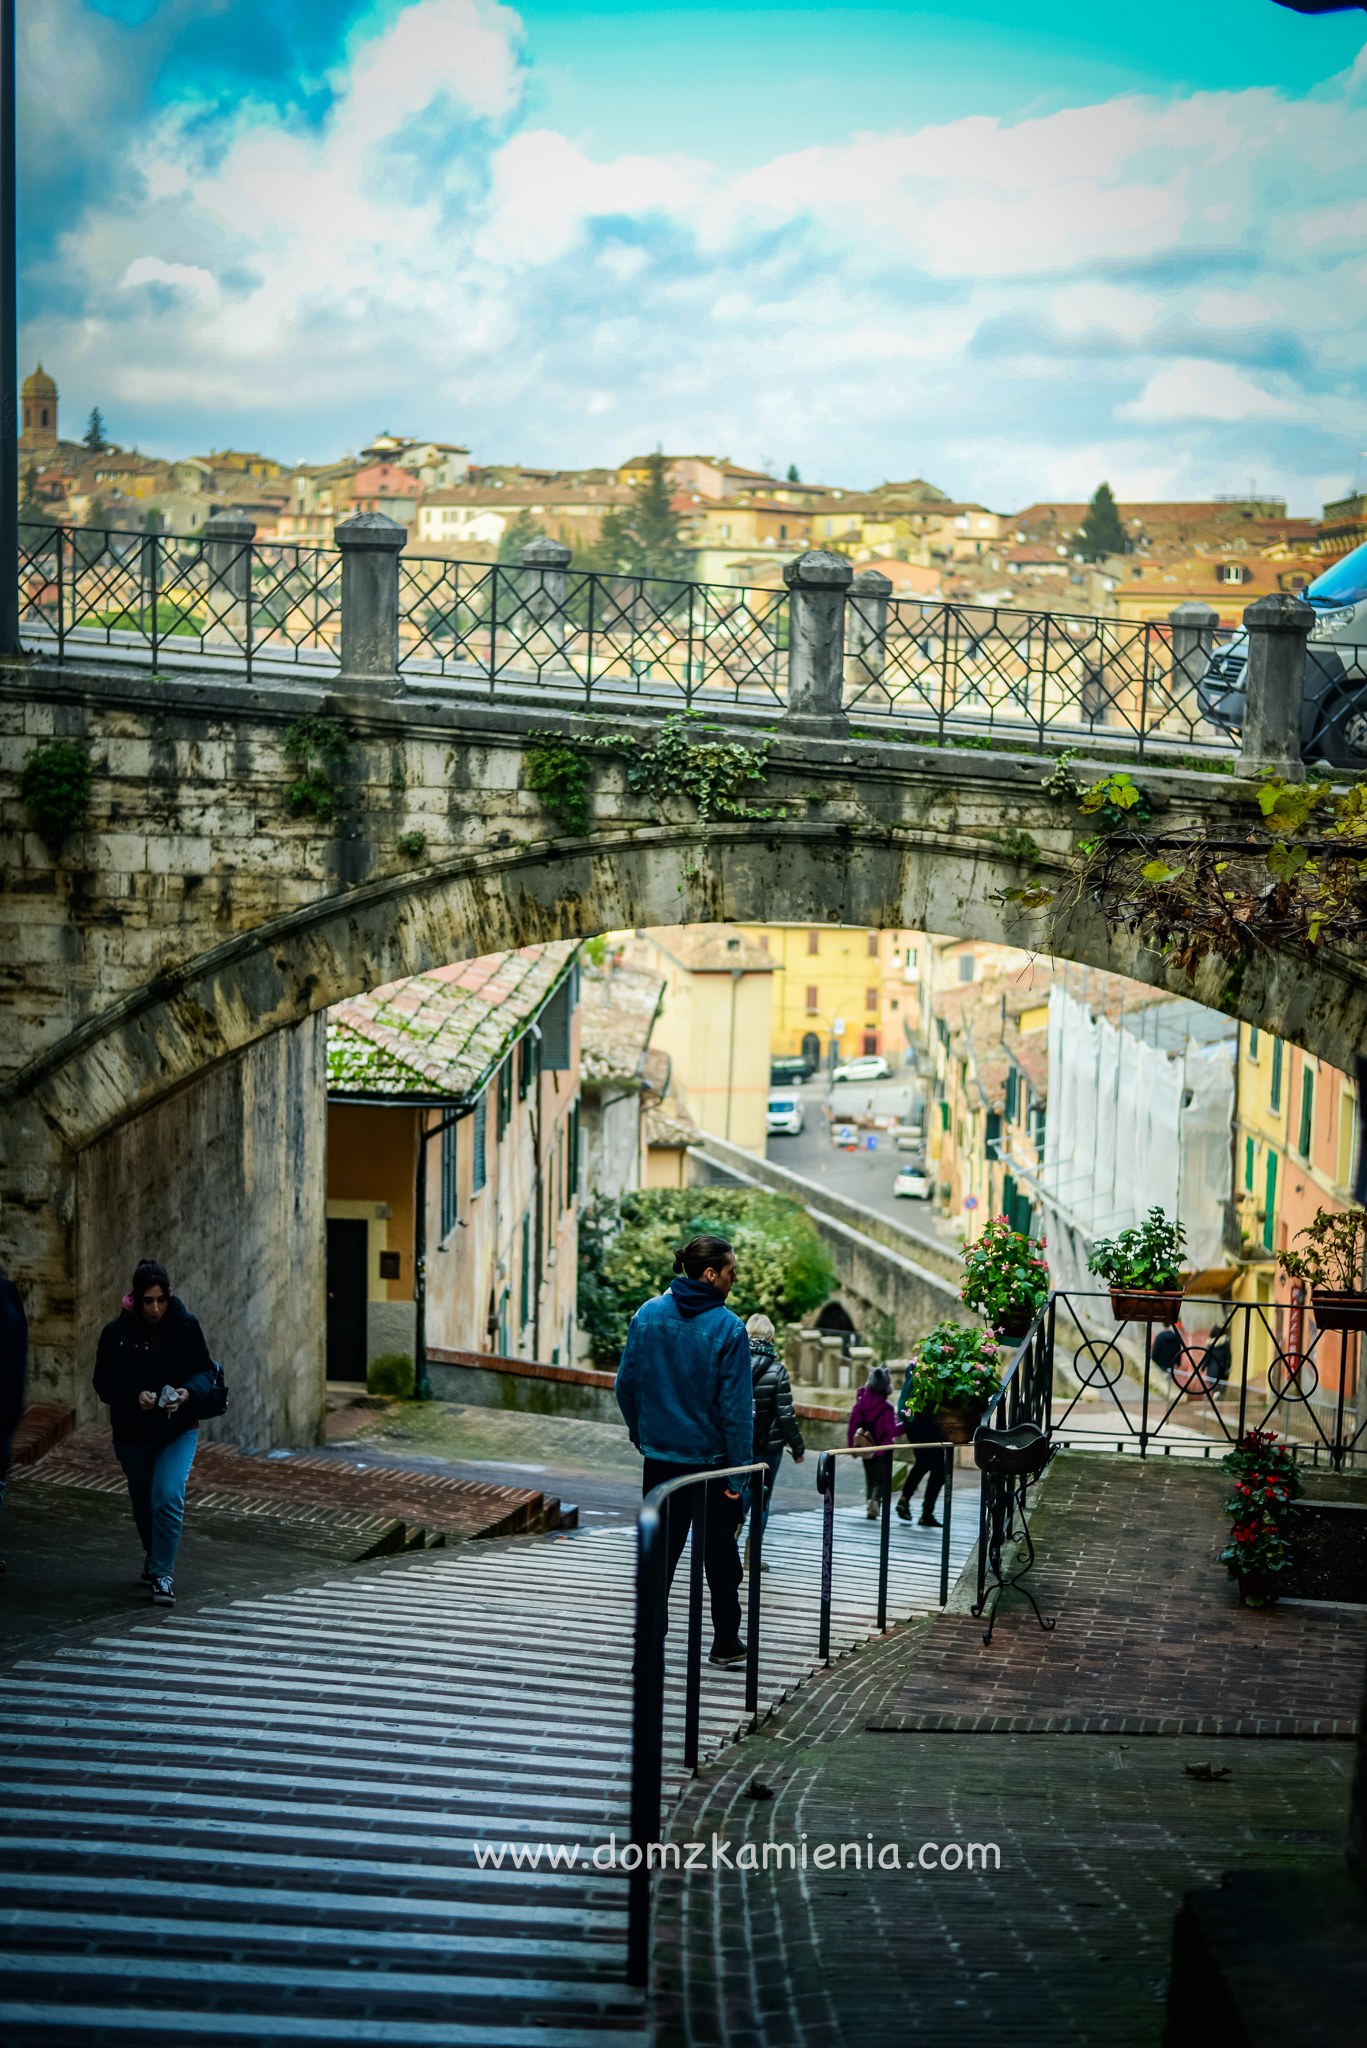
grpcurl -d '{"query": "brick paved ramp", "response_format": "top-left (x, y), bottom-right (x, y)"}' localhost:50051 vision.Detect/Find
top-left (653, 1453), bottom-right (1365, 2048)
top-left (0, 1498), bottom-right (969, 2044)
top-left (22, 1428), bottom-right (571, 1551)
top-left (871, 1454), bottom-right (1367, 1734)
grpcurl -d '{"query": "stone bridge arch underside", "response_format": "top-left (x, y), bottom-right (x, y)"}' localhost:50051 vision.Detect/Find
top-left (4, 659), bottom-right (1366, 1435)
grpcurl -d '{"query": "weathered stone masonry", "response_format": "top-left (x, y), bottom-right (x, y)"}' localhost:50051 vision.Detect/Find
top-left (4, 653), bottom-right (1366, 1439)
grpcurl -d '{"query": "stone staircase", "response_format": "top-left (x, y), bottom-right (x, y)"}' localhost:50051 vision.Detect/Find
top-left (0, 1497), bottom-right (976, 2044)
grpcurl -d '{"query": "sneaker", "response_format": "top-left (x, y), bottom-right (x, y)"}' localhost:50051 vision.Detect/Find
top-left (708, 1640), bottom-right (747, 1666)
top-left (895, 1498), bottom-right (912, 1522)
top-left (919, 1513), bottom-right (941, 1529)
top-left (150, 1576), bottom-right (175, 1606)
top-left (139, 1556), bottom-right (154, 1587)
top-left (866, 1498), bottom-right (880, 1521)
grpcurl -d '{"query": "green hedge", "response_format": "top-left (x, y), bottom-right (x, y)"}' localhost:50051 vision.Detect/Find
top-left (366, 1352), bottom-right (415, 1399)
top-left (578, 1186), bottom-right (836, 1369)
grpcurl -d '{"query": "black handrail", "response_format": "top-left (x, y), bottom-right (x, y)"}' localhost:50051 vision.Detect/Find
top-left (974, 1299), bottom-right (1055, 1620)
top-left (627, 1457), bottom-right (767, 1988)
top-left (814, 1440), bottom-right (956, 1657)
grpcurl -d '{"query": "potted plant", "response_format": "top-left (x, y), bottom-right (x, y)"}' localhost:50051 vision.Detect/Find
top-left (904, 1321), bottom-right (1003, 1443)
top-left (1277, 1208), bottom-right (1367, 1331)
top-left (1219, 1429), bottom-right (1301, 1607)
top-left (960, 1214), bottom-right (1050, 1342)
top-left (1086, 1206), bottom-right (1187, 1323)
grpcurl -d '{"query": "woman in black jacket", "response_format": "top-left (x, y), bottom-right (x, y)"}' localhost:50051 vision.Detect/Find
top-left (93, 1260), bottom-right (217, 1607)
top-left (744, 1314), bottom-right (805, 1569)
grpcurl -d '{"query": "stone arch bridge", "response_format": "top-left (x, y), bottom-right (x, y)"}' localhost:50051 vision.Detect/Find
top-left (0, 586), bottom-right (1355, 1438)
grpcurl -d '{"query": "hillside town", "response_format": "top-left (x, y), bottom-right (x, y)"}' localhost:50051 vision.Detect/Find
top-left (17, 361), bottom-right (1365, 629)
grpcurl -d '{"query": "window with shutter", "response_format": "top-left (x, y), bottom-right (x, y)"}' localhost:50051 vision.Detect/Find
top-left (440, 1120), bottom-right (458, 1238)
top-left (472, 1090), bottom-right (487, 1194)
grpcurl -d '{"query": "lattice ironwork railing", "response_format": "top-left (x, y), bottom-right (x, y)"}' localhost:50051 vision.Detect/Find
top-left (18, 523), bottom-right (342, 674)
top-left (396, 556), bottom-right (789, 708)
top-left (843, 594), bottom-right (1229, 754)
top-left (1045, 1290), bottom-right (1366, 1469)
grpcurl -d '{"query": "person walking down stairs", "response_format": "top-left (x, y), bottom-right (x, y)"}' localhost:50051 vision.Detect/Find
top-left (848, 1365), bottom-right (898, 1519)
top-left (742, 1313), bottom-right (805, 1572)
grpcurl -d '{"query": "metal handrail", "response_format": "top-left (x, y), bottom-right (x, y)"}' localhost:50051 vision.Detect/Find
top-left (814, 1440), bottom-right (956, 1656)
top-left (628, 1457), bottom-right (767, 1988)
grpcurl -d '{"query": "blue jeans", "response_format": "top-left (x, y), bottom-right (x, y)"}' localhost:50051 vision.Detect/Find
top-left (753, 1443), bottom-right (786, 1537)
top-left (113, 1430), bottom-right (198, 1579)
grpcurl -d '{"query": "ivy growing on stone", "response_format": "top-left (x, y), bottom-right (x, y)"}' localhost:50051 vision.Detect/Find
top-left (525, 714), bottom-right (781, 838)
top-left (20, 740), bottom-right (92, 845)
top-left (395, 829), bottom-right (428, 860)
top-left (283, 715), bottom-right (350, 823)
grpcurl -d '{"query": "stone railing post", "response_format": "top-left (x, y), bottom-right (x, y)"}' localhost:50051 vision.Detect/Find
top-left (1167, 599), bottom-right (1218, 707)
top-left (783, 549), bottom-right (853, 737)
top-left (845, 566), bottom-right (893, 706)
top-left (201, 513), bottom-right (256, 647)
top-left (518, 535), bottom-right (572, 669)
top-left (335, 511), bottom-right (406, 693)
top-left (1239, 593), bottom-right (1312, 779)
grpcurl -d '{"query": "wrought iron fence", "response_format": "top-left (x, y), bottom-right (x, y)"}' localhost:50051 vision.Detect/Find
top-left (18, 522), bottom-right (342, 675)
top-left (396, 554), bottom-right (789, 708)
top-left (1045, 1290), bottom-right (1365, 1469)
top-left (844, 592), bottom-right (1230, 754)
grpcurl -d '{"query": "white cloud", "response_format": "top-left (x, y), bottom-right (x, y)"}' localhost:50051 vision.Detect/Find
top-left (25, 2), bottom-right (1367, 509)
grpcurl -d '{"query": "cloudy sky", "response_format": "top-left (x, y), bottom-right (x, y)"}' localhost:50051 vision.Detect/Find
top-left (20, 0), bottom-right (1367, 510)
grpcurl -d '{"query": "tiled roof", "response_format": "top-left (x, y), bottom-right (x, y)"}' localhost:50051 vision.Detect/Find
top-left (579, 965), bottom-right (664, 1088)
top-left (327, 943), bottom-right (578, 1101)
top-left (645, 925), bottom-right (776, 973)
top-left (645, 1107), bottom-right (698, 1149)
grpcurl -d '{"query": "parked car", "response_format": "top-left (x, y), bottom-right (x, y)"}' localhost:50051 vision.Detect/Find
top-left (894, 1125), bottom-right (925, 1152)
top-left (767, 1092), bottom-right (805, 1136)
top-left (894, 1163), bottom-right (932, 1200)
top-left (770, 1056), bottom-right (810, 1088)
top-left (832, 1054), bottom-right (891, 1084)
top-left (1197, 538), bottom-right (1367, 767)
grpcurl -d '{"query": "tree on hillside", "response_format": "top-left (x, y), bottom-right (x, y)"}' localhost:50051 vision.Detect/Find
top-left (495, 507), bottom-right (546, 562)
top-left (592, 450), bottom-right (690, 580)
top-left (786, 463), bottom-right (801, 483)
top-left (1077, 482), bottom-right (1127, 561)
top-left (83, 407), bottom-right (107, 453)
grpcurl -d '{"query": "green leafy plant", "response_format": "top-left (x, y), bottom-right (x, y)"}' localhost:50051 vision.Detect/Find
top-left (1219, 1429), bottom-right (1301, 1600)
top-left (992, 827), bottom-right (1041, 867)
top-left (20, 740), bottom-right (92, 845)
top-left (959, 1215), bottom-right (1050, 1331)
top-left (1086, 1206), bottom-right (1187, 1291)
top-left (577, 1187), bottom-right (836, 1367)
top-left (1277, 1207), bottom-right (1367, 1294)
top-left (366, 1352), bottom-right (416, 1399)
top-left (903, 1321), bottom-right (1002, 1412)
top-left (1078, 769), bottom-right (1152, 832)
top-left (395, 830), bottom-right (428, 860)
top-left (1041, 748), bottom-right (1083, 801)
top-left (526, 714), bottom-right (779, 839)
top-left (283, 714), bottom-right (350, 822)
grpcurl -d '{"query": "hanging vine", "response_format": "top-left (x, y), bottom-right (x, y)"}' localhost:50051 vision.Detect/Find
top-left (524, 713), bottom-right (783, 837)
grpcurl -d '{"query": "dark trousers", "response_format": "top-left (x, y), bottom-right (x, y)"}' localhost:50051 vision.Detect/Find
top-left (644, 1457), bottom-right (744, 1648)
top-left (899, 1444), bottom-right (946, 1516)
top-left (863, 1451), bottom-right (893, 1503)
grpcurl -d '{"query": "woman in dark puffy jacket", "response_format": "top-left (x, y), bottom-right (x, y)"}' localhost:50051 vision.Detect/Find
top-left (744, 1314), bottom-right (805, 1568)
top-left (93, 1259), bottom-right (218, 1607)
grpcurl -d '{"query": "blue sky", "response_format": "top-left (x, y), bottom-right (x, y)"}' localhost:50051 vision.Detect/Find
top-left (22, 0), bottom-right (1367, 509)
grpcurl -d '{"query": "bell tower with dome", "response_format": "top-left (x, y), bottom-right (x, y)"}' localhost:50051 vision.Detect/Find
top-left (20, 364), bottom-right (58, 453)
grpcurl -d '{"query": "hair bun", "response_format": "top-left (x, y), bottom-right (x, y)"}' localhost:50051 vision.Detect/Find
top-left (671, 1249), bottom-right (686, 1274)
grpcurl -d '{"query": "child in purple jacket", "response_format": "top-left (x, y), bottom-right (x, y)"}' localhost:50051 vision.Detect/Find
top-left (847, 1365), bottom-right (898, 1519)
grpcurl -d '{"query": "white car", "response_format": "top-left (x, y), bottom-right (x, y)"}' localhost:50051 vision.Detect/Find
top-left (894, 1164), bottom-right (932, 1200)
top-left (767, 1092), bottom-right (805, 1136)
top-left (832, 1054), bottom-right (891, 1084)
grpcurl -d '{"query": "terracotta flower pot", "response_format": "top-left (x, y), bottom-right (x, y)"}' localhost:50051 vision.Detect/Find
top-left (935, 1399), bottom-right (987, 1445)
top-left (1310, 1289), bottom-right (1367, 1332)
top-left (1109, 1286), bottom-right (1184, 1325)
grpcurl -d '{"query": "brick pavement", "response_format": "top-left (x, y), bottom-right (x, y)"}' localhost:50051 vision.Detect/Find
top-left (652, 1452), bottom-right (1366, 2048)
top-left (19, 1425), bottom-right (569, 1548)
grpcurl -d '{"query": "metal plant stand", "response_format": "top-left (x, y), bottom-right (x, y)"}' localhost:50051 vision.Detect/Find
top-left (971, 1423), bottom-right (1058, 1647)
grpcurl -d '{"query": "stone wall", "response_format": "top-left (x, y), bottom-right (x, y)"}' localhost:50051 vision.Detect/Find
top-left (75, 1015), bottom-right (326, 1449)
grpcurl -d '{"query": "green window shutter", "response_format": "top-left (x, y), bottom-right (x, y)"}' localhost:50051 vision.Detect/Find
top-left (1244, 1136), bottom-right (1254, 1192)
top-left (472, 1091), bottom-right (488, 1194)
top-left (1270, 1039), bottom-right (1283, 1114)
top-left (440, 1121), bottom-right (458, 1238)
top-left (1262, 1152), bottom-right (1277, 1254)
top-left (519, 1213), bottom-right (531, 1328)
top-left (1298, 1069), bottom-right (1315, 1158)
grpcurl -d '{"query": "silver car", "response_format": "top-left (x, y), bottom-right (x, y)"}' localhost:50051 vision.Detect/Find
top-left (1197, 539), bottom-right (1367, 767)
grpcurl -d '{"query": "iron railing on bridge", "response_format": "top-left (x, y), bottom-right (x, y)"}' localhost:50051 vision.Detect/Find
top-left (17, 520), bottom-right (1246, 756)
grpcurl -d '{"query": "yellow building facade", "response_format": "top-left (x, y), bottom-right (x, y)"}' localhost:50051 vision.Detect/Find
top-left (732, 924), bottom-right (927, 1070)
top-left (625, 928), bottom-right (775, 1154)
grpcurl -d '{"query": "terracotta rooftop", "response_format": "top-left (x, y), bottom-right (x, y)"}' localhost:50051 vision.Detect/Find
top-left (579, 964), bottom-right (665, 1088)
top-left (644, 925), bottom-right (776, 973)
top-left (327, 943), bottom-right (579, 1101)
